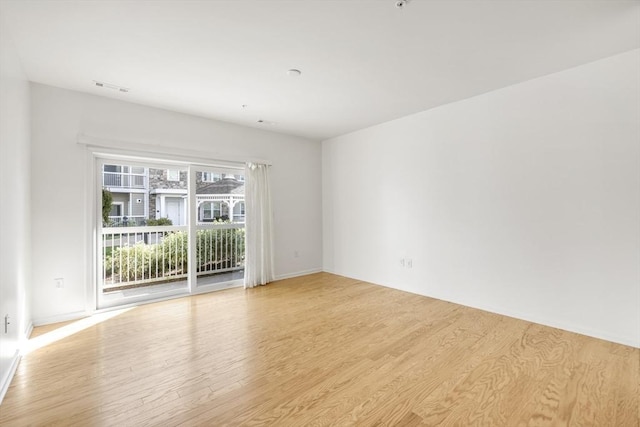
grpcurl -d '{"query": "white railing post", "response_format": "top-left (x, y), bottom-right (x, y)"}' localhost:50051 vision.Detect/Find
top-left (101, 223), bottom-right (243, 291)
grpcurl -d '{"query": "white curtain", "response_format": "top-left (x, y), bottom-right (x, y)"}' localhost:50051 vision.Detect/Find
top-left (244, 162), bottom-right (275, 288)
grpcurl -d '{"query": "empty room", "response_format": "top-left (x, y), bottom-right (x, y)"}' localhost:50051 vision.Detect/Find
top-left (0, 0), bottom-right (638, 425)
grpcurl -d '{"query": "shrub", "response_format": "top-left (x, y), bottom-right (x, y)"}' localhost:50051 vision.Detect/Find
top-left (102, 189), bottom-right (113, 225)
top-left (195, 227), bottom-right (245, 271)
top-left (147, 217), bottom-right (173, 226)
top-left (104, 226), bottom-right (245, 283)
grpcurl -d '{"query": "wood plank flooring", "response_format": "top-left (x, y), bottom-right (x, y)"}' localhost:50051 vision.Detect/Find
top-left (1, 272), bottom-right (638, 426)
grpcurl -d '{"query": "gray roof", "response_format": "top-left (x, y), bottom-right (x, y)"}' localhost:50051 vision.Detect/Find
top-left (197, 178), bottom-right (244, 195)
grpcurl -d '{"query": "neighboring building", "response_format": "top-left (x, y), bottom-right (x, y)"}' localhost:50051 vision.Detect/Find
top-left (149, 168), bottom-right (188, 226)
top-left (102, 164), bottom-right (245, 226)
top-left (195, 171), bottom-right (245, 224)
top-left (103, 165), bottom-right (149, 226)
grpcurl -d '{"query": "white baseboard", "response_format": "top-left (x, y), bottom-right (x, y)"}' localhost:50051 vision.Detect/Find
top-left (32, 310), bottom-right (89, 327)
top-left (468, 301), bottom-right (640, 349)
top-left (25, 322), bottom-right (33, 339)
top-left (31, 271), bottom-right (321, 326)
top-left (410, 287), bottom-right (640, 349)
top-left (0, 350), bottom-right (20, 405)
top-left (323, 271), bottom-right (640, 349)
top-left (275, 268), bottom-right (323, 281)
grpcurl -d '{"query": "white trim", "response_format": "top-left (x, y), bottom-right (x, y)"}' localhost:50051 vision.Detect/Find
top-left (150, 189), bottom-right (188, 195)
top-left (92, 282), bottom-right (241, 316)
top-left (275, 268), bottom-right (323, 281)
top-left (187, 165), bottom-right (196, 294)
top-left (97, 289), bottom-right (190, 311)
top-left (0, 322), bottom-right (37, 403)
top-left (456, 299), bottom-right (640, 349)
top-left (89, 148), bottom-right (250, 312)
top-left (0, 350), bottom-right (20, 405)
top-left (411, 285), bottom-right (640, 348)
top-left (86, 151), bottom-right (98, 318)
top-left (77, 133), bottom-right (271, 167)
top-left (25, 322), bottom-right (33, 339)
top-left (106, 188), bottom-right (147, 194)
top-left (192, 279), bottom-right (244, 294)
top-left (327, 271), bottom-right (640, 349)
top-left (32, 310), bottom-right (90, 327)
top-left (163, 195), bottom-right (186, 226)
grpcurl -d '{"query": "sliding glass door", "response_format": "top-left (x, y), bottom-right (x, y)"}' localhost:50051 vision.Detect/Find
top-left (96, 157), bottom-right (244, 309)
top-left (193, 168), bottom-right (245, 288)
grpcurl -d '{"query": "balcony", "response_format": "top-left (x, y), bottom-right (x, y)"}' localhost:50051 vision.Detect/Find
top-left (101, 223), bottom-right (245, 292)
top-left (103, 171), bottom-right (147, 189)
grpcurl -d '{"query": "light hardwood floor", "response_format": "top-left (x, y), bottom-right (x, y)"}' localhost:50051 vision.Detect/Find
top-left (1, 273), bottom-right (638, 426)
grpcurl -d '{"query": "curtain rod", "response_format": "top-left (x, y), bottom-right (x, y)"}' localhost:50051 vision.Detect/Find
top-left (77, 133), bottom-right (273, 166)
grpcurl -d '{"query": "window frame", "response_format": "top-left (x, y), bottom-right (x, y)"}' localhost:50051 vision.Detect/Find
top-left (202, 172), bottom-right (222, 183)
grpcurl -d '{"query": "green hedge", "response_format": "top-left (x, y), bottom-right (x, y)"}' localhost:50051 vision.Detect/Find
top-left (105, 228), bottom-right (245, 283)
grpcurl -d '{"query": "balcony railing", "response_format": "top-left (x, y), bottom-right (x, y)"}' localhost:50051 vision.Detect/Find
top-left (195, 223), bottom-right (245, 277)
top-left (107, 216), bottom-right (147, 227)
top-left (103, 171), bottom-right (147, 189)
top-left (101, 223), bottom-right (245, 291)
top-left (197, 194), bottom-right (244, 204)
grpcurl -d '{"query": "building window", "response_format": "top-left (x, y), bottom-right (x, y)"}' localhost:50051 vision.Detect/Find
top-left (234, 174), bottom-right (245, 182)
top-left (202, 202), bottom-right (223, 220)
top-left (233, 202), bottom-right (245, 222)
top-left (202, 172), bottom-right (222, 182)
top-left (109, 202), bottom-right (123, 217)
top-left (103, 164), bottom-right (146, 188)
top-left (104, 164), bottom-right (121, 173)
top-left (167, 169), bottom-right (180, 181)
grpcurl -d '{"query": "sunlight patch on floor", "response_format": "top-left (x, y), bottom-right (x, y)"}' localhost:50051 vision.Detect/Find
top-left (22, 308), bottom-right (134, 355)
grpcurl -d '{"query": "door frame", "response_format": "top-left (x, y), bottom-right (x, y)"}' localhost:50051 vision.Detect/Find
top-left (90, 151), bottom-right (245, 312)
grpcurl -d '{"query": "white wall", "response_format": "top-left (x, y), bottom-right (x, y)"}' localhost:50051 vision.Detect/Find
top-left (0, 18), bottom-right (31, 399)
top-left (30, 84), bottom-right (322, 323)
top-left (323, 49), bottom-right (640, 347)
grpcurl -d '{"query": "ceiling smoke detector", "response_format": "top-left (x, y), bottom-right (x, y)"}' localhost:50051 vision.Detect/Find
top-left (395, 0), bottom-right (409, 8)
top-left (287, 69), bottom-right (302, 77)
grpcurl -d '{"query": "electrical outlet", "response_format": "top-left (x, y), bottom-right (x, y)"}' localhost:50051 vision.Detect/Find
top-left (54, 278), bottom-right (64, 289)
top-left (406, 259), bottom-right (413, 268)
top-left (400, 258), bottom-right (405, 267)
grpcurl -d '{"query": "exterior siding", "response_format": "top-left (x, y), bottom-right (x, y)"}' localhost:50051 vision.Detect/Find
top-left (131, 194), bottom-right (145, 216)
top-left (111, 193), bottom-right (130, 216)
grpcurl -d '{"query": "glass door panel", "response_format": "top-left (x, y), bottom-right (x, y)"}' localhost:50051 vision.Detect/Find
top-left (98, 159), bottom-right (189, 308)
top-left (194, 168), bottom-right (245, 289)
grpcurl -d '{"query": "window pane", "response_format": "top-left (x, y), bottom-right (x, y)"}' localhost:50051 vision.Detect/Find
top-left (167, 170), bottom-right (179, 181)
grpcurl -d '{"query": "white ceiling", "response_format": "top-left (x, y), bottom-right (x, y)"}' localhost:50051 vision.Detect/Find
top-left (1, 0), bottom-right (639, 141)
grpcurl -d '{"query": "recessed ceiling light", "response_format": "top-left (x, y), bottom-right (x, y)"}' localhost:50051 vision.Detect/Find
top-left (287, 69), bottom-right (302, 77)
